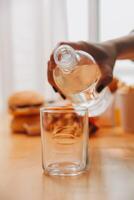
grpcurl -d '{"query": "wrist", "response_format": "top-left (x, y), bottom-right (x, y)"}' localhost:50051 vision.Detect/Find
top-left (109, 39), bottom-right (122, 59)
top-left (101, 40), bottom-right (118, 59)
top-left (105, 34), bottom-right (134, 59)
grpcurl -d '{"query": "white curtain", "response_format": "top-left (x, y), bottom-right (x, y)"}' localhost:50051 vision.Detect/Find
top-left (0, 0), bottom-right (68, 111)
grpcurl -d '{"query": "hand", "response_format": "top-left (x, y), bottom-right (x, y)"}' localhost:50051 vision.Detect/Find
top-left (47, 41), bottom-right (117, 97)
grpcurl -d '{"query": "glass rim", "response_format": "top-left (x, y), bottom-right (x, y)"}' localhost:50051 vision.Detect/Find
top-left (40, 105), bottom-right (88, 113)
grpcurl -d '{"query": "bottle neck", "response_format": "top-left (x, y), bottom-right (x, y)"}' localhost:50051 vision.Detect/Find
top-left (54, 45), bottom-right (78, 73)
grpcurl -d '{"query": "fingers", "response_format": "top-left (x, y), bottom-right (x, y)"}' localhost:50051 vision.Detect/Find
top-left (96, 64), bottom-right (113, 93)
top-left (47, 41), bottom-right (80, 98)
top-left (52, 85), bottom-right (66, 99)
top-left (47, 63), bottom-right (66, 99)
top-left (49, 54), bottom-right (56, 70)
top-left (52, 87), bottom-right (58, 93)
top-left (96, 74), bottom-right (113, 92)
top-left (58, 92), bottom-right (66, 99)
top-left (48, 41), bottom-right (84, 99)
top-left (47, 61), bottom-right (56, 86)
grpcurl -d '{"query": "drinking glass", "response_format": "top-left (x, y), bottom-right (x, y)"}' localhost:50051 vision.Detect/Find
top-left (40, 106), bottom-right (89, 176)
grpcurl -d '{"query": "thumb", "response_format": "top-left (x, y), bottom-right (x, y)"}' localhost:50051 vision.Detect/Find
top-left (96, 64), bottom-right (113, 93)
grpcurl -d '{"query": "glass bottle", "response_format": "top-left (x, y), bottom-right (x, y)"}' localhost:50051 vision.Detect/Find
top-left (53, 45), bottom-right (113, 116)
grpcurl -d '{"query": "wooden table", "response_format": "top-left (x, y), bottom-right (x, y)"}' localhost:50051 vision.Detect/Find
top-left (0, 114), bottom-right (134, 200)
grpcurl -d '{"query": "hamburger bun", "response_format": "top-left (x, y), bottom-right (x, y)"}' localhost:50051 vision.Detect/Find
top-left (11, 115), bottom-right (40, 136)
top-left (8, 91), bottom-right (44, 116)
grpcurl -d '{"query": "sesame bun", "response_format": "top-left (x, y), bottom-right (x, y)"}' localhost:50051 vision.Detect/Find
top-left (11, 115), bottom-right (40, 136)
top-left (8, 91), bottom-right (45, 116)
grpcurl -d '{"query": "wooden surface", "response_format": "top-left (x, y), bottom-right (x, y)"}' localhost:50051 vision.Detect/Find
top-left (0, 114), bottom-right (134, 200)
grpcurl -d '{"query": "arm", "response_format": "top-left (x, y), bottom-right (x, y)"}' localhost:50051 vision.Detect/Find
top-left (112, 34), bottom-right (134, 59)
top-left (48, 34), bottom-right (134, 95)
top-left (80, 34), bottom-right (134, 61)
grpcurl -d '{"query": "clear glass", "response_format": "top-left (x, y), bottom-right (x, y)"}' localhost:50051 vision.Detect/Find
top-left (40, 106), bottom-right (89, 176)
top-left (53, 45), bottom-right (113, 117)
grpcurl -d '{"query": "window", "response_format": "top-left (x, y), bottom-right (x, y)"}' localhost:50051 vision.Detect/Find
top-left (100, 0), bottom-right (134, 84)
top-left (66, 0), bottom-right (89, 41)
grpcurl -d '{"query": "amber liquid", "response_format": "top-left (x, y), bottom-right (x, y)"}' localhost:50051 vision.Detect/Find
top-left (53, 63), bottom-right (101, 105)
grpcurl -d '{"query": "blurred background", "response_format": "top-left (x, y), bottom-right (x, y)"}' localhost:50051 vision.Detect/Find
top-left (0, 0), bottom-right (134, 111)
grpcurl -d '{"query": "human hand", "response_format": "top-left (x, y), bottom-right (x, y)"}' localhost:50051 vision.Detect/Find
top-left (47, 40), bottom-right (117, 97)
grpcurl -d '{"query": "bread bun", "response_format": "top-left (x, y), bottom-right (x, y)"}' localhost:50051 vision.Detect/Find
top-left (11, 115), bottom-right (40, 136)
top-left (8, 91), bottom-right (45, 116)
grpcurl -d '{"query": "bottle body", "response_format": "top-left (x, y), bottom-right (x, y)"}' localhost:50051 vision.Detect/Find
top-left (53, 45), bottom-right (113, 116)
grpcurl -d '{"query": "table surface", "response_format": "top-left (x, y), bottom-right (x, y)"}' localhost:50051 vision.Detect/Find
top-left (0, 114), bottom-right (134, 200)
